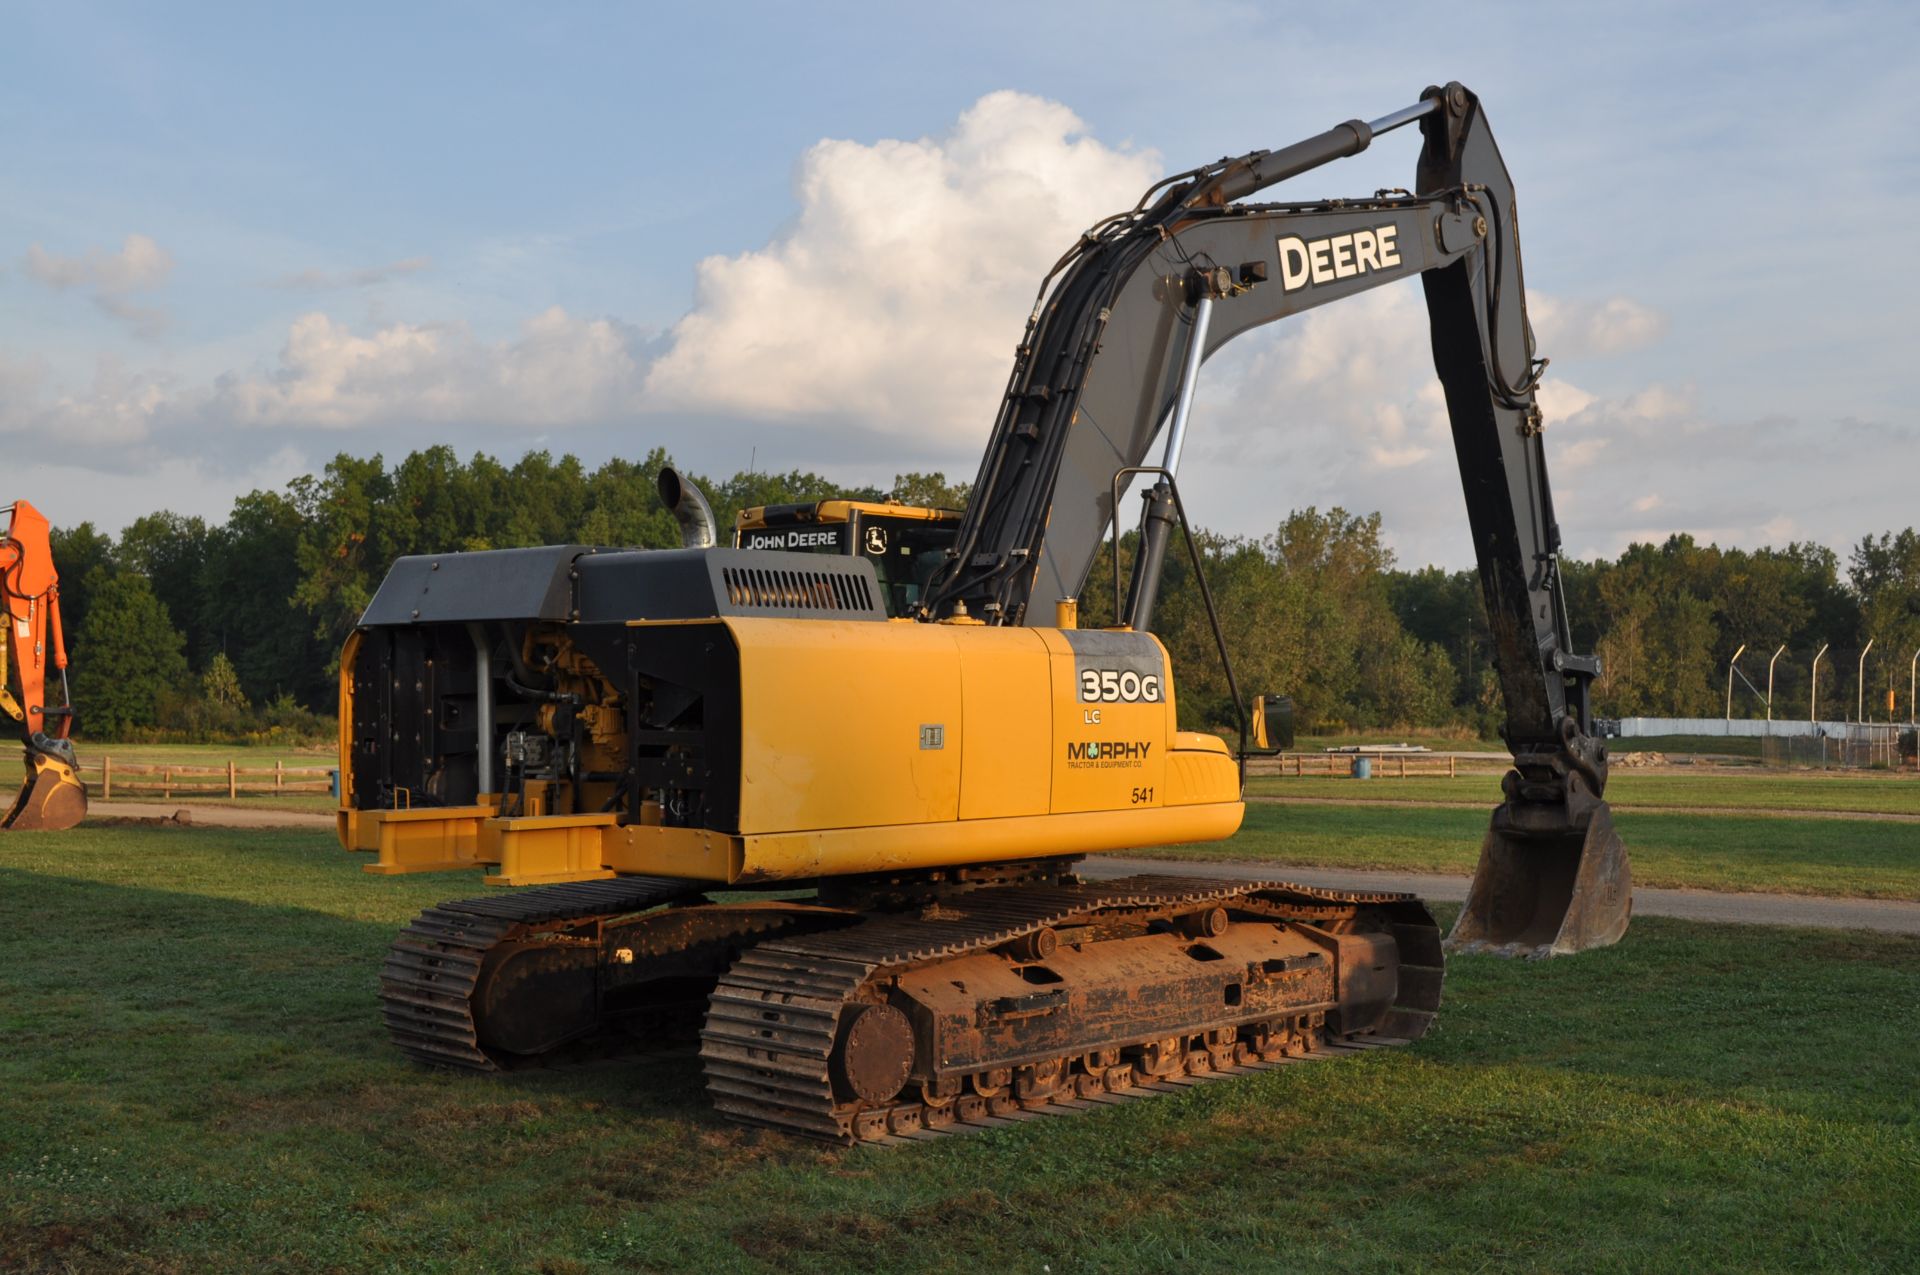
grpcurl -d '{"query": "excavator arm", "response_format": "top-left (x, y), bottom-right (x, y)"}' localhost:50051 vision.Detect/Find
top-left (925, 82), bottom-right (1629, 956)
top-left (2, 500), bottom-right (87, 831)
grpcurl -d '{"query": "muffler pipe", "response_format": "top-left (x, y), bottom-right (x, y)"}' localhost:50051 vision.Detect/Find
top-left (657, 467), bottom-right (717, 550)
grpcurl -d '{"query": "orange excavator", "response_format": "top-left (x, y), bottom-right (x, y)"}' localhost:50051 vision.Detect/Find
top-left (2, 500), bottom-right (87, 830)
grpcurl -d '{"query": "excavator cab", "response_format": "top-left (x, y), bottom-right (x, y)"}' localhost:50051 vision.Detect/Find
top-left (2, 500), bottom-right (87, 831)
top-left (734, 500), bottom-right (963, 618)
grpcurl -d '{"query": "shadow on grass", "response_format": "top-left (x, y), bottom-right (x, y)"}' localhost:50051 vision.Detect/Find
top-left (0, 865), bottom-right (716, 1122)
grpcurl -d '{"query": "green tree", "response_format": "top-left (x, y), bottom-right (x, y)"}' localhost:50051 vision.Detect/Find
top-left (70, 569), bottom-right (191, 736)
top-left (887, 472), bottom-right (970, 510)
top-left (46, 522), bottom-right (116, 663)
top-left (201, 651), bottom-right (246, 708)
top-left (1851, 529), bottom-right (1920, 720)
top-left (579, 449), bottom-right (682, 549)
top-left (118, 511), bottom-right (212, 665)
top-left (200, 489), bottom-right (332, 706)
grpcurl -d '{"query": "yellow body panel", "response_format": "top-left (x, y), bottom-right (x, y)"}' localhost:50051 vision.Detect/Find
top-left (484, 813), bottom-right (619, 886)
top-left (335, 628), bottom-right (361, 835)
top-left (354, 805), bottom-right (494, 874)
top-left (733, 618), bottom-right (964, 833)
top-left (732, 801), bottom-right (1241, 882)
top-left (1167, 732), bottom-right (1238, 805)
top-left (339, 616), bottom-right (1245, 883)
top-left (1038, 629), bottom-right (1171, 815)
top-left (956, 628), bottom-right (1052, 819)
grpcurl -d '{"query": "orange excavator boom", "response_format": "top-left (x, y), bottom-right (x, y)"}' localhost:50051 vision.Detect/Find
top-left (2, 500), bottom-right (87, 831)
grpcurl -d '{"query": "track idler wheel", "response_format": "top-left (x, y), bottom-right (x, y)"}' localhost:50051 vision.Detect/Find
top-left (831, 1004), bottom-right (915, 1105)
top-left (3, 749), bottom-right (88, 831)
top-left (1448, 802), bottom-right (1631, 958)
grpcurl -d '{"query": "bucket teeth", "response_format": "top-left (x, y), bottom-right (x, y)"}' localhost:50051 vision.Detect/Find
top-left (1447, 802), bottom-right (1631, 958)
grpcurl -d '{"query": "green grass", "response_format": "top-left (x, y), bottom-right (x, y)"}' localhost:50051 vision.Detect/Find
top-left (2, 826), bottom-right (1918, 1272)
top-left (1146, 803), bottom-right (1920, 899)
top-left (1249, 770), bottom-right (1920, 816)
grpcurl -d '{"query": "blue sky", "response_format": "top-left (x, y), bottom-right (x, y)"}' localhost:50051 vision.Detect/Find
top-left (3, 1), bottom-right (1914, 568)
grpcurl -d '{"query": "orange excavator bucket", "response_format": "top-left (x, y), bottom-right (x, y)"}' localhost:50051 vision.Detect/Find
top-left (3, 745), bottom-right (88, 831)
top-left (1447, 802), bottom-right (1631, 958)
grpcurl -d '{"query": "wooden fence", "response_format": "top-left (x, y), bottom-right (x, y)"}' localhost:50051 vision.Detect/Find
top-left (78, 758), bottom-right (334, 801)
top-left (1245, 752), bottom-right (1508, 779)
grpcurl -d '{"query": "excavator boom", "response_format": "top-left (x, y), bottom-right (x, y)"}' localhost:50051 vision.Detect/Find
top-left (925, 82), bottom-right (1629, 956)
top-left (2, 500), bottom-right (87, 831)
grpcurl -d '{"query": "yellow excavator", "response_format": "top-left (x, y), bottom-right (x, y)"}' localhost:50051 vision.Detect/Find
top-left (2, 500), bottom-right (88, 831)
top-left (338, 83), bottom-right (1630, 1142)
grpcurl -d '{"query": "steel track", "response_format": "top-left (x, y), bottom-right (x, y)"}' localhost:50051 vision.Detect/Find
top-left (699, 874), bottom-right (1442, 1144)
top-left (379, 875), bottom-right (699, 1071)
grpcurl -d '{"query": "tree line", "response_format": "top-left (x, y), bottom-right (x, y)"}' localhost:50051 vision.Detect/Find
top-left (44, 444), bottom-right (1920, 739)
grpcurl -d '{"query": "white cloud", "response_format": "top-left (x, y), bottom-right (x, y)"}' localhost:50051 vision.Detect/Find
top-left (22, 233), bottom-right (175, 337)
top-left (25, 233), bottom-right (173, 292)
top-left (642, 90), bottom-right (1161, 437)
top-left (269, 257), bottom-right (433, 290)
top-left (1529, 294), bottom-right (1667, 358)
top-left (208, 306), bottom-right (647, 429)
top-left (1536, 378), bottom-right (1596, 423)
top-left (0, 353), bottom-right (173, 445)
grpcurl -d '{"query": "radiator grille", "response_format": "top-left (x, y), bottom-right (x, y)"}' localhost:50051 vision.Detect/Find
top-left (722, 566), bottom-right (875, 613)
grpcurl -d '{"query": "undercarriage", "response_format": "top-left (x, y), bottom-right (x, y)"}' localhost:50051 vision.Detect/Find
top-left (380, 860), bottom-right (1442, 1143)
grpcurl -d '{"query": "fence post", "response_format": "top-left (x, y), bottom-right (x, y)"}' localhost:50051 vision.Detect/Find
top-left (275, 759), bottom-right (284, 793)
top-left (103, 756), bottom-right (112, 799)
top-left (228, 760), bottom-right (237, 800)
top-left (1398, 756), bottom-right (1406, 779)
top-left (163, 767), bottom-right (172, 800)
top-left (1449, 755), bottom-right (1456, 779)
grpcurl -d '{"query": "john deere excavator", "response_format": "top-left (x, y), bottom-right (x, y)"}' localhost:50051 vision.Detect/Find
top-left (3, 500), bottom-right (87, 831)
top-left (339, 82), bottom-right (1630, 1143)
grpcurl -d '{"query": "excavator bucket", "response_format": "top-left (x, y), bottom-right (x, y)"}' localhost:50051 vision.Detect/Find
top-left (2, 750), bottom-right (88, 831)
top-left (1446, 804), bottom-right (1631, 958)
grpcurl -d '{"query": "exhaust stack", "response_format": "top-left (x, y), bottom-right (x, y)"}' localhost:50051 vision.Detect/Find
top-left (657, 467), bottom-right (717, 550)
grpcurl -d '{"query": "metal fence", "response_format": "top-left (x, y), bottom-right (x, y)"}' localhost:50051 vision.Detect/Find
top-left (1758, 725), bottom-right (1912, 770)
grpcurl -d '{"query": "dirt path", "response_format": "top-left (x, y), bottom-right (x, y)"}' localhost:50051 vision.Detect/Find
top-left (1247, 793), bottom-right (1920, 823)
top-left (1085, 856), bottom-right (1920, 935)
top-left (90, 800), bottom-right (334, 829)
